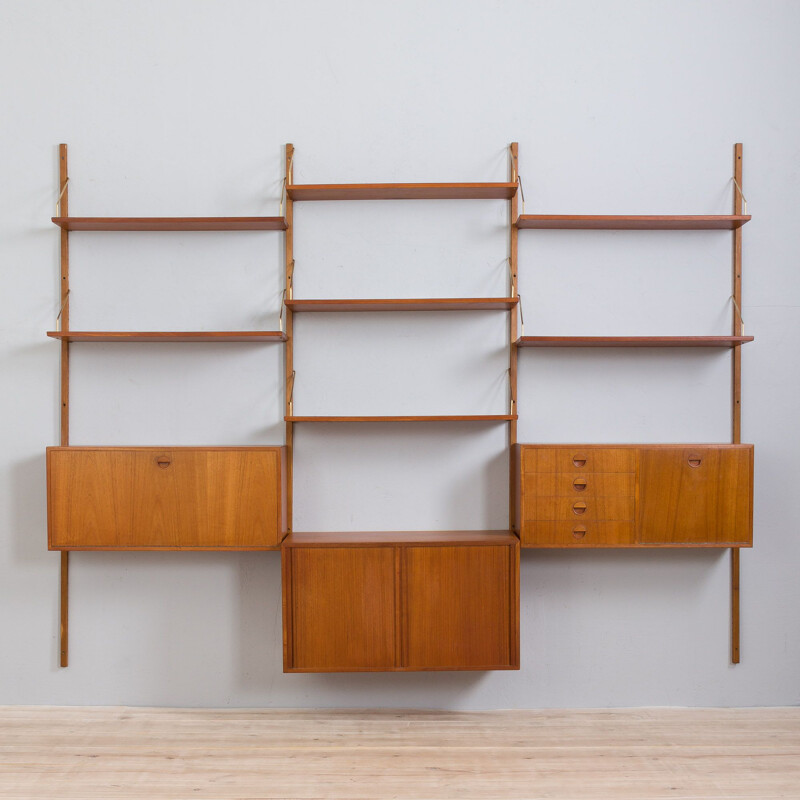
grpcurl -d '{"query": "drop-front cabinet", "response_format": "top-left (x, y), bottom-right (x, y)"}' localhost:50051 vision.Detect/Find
top-left (513, 444), bottom-right (753, 548)
top-left (47, 446), bottom-right (287, 550)
top-left (281, 532), bottom-right (520, 672)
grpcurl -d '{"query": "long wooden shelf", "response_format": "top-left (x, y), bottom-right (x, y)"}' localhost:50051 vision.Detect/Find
top-left (283, 531), bottom-right (518, 547)
top-left (285, 415), bottom-right (517, 423)
top-left (287, 183), bottom-right (518, 201)
top-left (285, 298), bottom-right (519, 312)
top-left (52, 217), bottom-right (287, 231)
top-left (515, 215), bottom-right (751, 230)
top-left (515, 335), bottom-right (754, 348)
top-left (48, 331), bottom-right (287, 343)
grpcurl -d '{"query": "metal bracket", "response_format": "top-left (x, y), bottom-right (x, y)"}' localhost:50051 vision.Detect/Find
top-left (55, 177), bottom-right (69, 216)
top-left (732, 176), bottom-right (748, 215)
top-left (287, 370), bottom-right (296, 415)
top-left (56, 290), bottom-right (71, 332)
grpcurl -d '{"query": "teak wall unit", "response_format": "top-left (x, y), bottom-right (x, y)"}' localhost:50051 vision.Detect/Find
top-left (47, 143), bottom-right (753, 672)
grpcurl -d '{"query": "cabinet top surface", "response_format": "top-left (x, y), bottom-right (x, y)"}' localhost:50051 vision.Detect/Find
top-left (283, 531), bottom-right (519, 547)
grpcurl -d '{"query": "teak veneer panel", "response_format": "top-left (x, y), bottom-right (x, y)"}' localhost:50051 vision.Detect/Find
top-left (282, 532), bottom-right (519, 672)
top-left (285, 298), bottom-right (519, 312)
top-left (638, 446), bottom-right (753, 546)
top-left (404, 545), bottom-right (516, 670)
top-left (47, 331), bottom-right (287, 343)
top-left (286, 183), bottom-right (518, 201)
top-left (47, 447), bottom-right (287, 550)
top-left (516, 336), bottom-right (754, 348)
top-left (515, 215), bottom-right (751, 230)
top-left (286, 547), bottom-right (397, 672)
top-left (51, 217), bottom-right (287, 231)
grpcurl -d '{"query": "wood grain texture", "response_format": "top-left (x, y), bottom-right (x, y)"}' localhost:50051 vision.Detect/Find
top-left (47, 447), bottom-right (287, 550)
top-left (521, 446), bottom-right (636, 474)
top-left (404, 545), bottom-right (515, 669)
top-left (282, 534), bottom-right (519, 672)
top-left (525, 521), bottom-right (636, 547)
top-left (285, 298), bottom-right (519, 312)
top-left (51, 217), bottom-right (287, 231)
top-left (287, 183), bottom-right (518, 201)
top-left (285, 415), bottom-right (517, 423)
top-left (638, 446), bottom-right (753, 546)
top-left (516, 214), bottom-right (751, 230)
top-left (287, 547), bottom-right (397, 672)
top-left (516, 335), bottom-right (753, 347)
top-left (284, 143), bottom-right (295, 536)
top-left (47, 331), bottom-right (287, 343)
top-left (2, 706), bottom-right (799, 800)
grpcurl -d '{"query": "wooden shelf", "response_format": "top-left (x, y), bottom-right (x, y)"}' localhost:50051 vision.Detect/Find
top-left (283, 531), bottom-right (519, 547)
top-left (52, 217), bottom-right (287, 231)
top-left (515, 336), bottom-right (754, 348)
top-left (287, 183), bottom-right (518, 201)
top-left (285, 415), bottom-right (517, 423)
top-left (48, 331), bottom-right (287, 343)
top-left (515, 215), bottom-right (751, 230)
top-left (285, 298), bottom-right (519, 312)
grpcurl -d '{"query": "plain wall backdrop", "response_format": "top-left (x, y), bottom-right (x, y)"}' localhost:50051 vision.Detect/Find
top-left (1, 0), bottom-right (798, 708)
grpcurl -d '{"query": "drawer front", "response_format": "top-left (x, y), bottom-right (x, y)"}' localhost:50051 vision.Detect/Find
top-left (522, 520), bottom-right (635, 547)
top-left (47, 447), bottom-right (285, 549)
top-left (522, 447), bottom-right (636, 474)
top-left (523, 472), bottom-right (635, 497)
top-left (638, 446), bottom-right (753, 545)
top-left (524, 496), bottom-right (634, 522)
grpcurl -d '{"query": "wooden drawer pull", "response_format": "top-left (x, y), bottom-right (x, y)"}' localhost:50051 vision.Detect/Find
top-left (572, 478), bottom-right (587, 491)
top-left (572, 501), bottom-right (587, 515)
top-left (572, 455), bottom-right (587, 468)
top-left (687, 455), bottom-right (702, 468)
top-left (572, 526), bottom-right (587, 540)
top-left (155, 456), bottom-right (171, 469)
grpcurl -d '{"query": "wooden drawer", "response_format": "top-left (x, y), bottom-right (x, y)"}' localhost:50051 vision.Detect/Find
top-left (522, 447), bottom-right (636, 474)
top-left (282, 532), bottom-right (519, 672)
top-left (524, 496), bottom-right (634, 522)
top-left (638, 445), bottom-right (753, 545)
top-left (522, 521), bottom-right (635, 547)
top-left (47, 446), bottom-right (287, 550)
top-left (523, 472), bottom-right (635, 497)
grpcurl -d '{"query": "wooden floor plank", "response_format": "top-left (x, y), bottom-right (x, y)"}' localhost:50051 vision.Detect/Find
top-left (1, 708), bottom-right (798, 800)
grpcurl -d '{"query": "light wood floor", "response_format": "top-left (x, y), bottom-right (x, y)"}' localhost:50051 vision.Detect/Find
top-left (1, 707), bottom-right (799, 799)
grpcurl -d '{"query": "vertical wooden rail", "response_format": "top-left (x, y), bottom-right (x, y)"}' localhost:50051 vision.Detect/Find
top-left (508, 143), bottom-right (519, 531)
top-left (284, 144), bottom-right (294, 535)
top-left (58, 144), bottom-right (70, 667)
top-left (731, 143), bottom-right (744, 664)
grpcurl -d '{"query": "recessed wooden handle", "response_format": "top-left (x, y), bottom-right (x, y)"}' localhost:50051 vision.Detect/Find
top-left (572, 478), bottom-right (587, 491)
top-left (572, 455), bottom-right (587, 468)
top-left (572, 526), bottom-right (587, 540)
top-left (572, 501), bottom-right (587, 515)
top-left (687, 455), bottom-right (702, 468)
top-left (156, 456), bottom-right (171, 469)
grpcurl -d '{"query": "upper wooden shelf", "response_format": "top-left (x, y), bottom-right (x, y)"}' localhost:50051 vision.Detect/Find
top-left (48, 331), bottom-right (287, 343)
top-left (516, 336), bottom-right (754, 348)
top-left (285, 415), bottom-right (517, 423)
top-left (515, 215), bottom-right (751, 230)
top-left (283, 531), bottom-right (519, 547)
top-left (286, 183), bottom-right (518, 201)
top-left (285, 298), bottom-right (519, 312)
top-left (51, 217), bottom-right (287, 231)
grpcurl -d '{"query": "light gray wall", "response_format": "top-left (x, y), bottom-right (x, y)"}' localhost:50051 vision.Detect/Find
top-left (1, 0), bottom-right (798, 708)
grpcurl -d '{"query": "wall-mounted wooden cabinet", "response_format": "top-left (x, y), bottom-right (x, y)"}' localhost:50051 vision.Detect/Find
top-left (281, 532), bottom-right (519, 672)
top-left (47, 447), bottom-right (287, 550)
top-left (513, 444), bottom-right (753, 548)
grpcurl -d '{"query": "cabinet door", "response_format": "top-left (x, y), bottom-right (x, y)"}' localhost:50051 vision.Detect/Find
top-left (283, 547), bottom-right (397, 672)
top-left (47, 447), bottom-right (284, 549)
top-left (638, 446), bottom-right (753, 545)
top-left (403, 545), bottom-right (518, 670)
